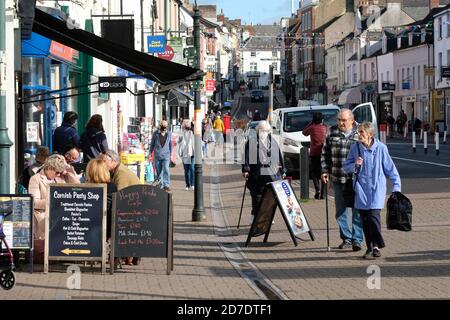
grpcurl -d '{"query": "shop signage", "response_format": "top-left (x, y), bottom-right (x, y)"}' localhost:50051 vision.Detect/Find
top-left (147, 36), bottom-right (167, 53)
top-left (402, 81), bottom-right (410, 90)
top-left (205, 79), bottom-right (216, 96)
top-left (99, 77), bottom-right (127, 93)
top-left (245, 180), bottom-right (314, 247)
top-left (424, 67), bottom-right (435, 76)
top-left (157, 45), bottom-right (175, 61)
top-left (442, 66), bottom-right (450, 78)
top-left (111, 185), bottom-right (173, 275)
top-left (0, 195), bottom-right (32, 250)
top-left (49, 41), bottom-right (76, 62)
top-left (404, 95), bottom-right (416, 102)
top-left (382, 82), bottom-right (395, 91)
top-left (45, 184), bottom-right (107, 273)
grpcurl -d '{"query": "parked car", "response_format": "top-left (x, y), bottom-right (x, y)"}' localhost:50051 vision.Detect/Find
top-left (270, 103), bottom-right (378, 175)
top-left (250, 90), bottom-right (264, 102)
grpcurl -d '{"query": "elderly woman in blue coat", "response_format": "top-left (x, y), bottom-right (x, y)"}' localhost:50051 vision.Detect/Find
top-left (344, 122), bottom-right (401, 260)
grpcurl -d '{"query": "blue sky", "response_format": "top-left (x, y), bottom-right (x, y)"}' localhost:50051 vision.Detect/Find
top-left (196, 0), bottom-right (297, 25)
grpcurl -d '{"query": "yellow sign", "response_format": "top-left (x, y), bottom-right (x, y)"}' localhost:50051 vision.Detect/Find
top-left (61, 248), bottom-right (91, 255)
top-left (120, 153), bottom-right (146, 183)
top-left (424, 67), bottom-right (435, 76)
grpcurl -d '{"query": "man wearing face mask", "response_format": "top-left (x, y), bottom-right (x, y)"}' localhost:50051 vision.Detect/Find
top-left (242, 121), bottom-right (285, 223)
top-left (150, 120), bottom-right (173, 192)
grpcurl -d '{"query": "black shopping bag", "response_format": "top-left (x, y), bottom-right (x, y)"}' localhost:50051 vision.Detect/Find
top-left (386, 191), bottom-right (412, 231)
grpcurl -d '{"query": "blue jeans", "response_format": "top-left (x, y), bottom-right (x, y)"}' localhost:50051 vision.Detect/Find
top-left (155, 159), bottom-right (170, 188)
top-left (183, 156), bottom-right (195, 187)
top-left (333, 182), bottom-right (363, 244)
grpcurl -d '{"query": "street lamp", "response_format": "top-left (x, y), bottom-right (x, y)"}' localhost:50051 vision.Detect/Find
top-left (192, 1), bottom-right (206, 222)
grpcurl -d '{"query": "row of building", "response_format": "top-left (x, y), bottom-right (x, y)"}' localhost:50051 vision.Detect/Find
top-left (281, 0), bottom-right (450, 129)
top-left (2, 0), bottom-right (250, 192)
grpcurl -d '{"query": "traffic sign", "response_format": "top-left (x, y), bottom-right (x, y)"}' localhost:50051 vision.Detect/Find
top-left (186, 37), bottom-right (194, 46)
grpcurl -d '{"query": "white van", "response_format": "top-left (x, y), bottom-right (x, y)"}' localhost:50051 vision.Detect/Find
top-left (270, 103), bottom-right (377, 174)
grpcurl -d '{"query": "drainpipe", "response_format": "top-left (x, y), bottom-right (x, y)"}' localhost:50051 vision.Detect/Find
top-left (164, 0), bottom-right (168, 37)
top-left (0, 0), bottom-right (13, 193)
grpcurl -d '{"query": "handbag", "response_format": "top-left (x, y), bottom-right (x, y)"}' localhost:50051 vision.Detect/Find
top-left (386, 191), bottom-right (412, 231)
top-left (342, 143), bottom-right (362, 208)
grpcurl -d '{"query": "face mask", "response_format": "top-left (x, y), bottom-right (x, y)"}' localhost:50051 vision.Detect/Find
top-left (259, 132), bottom-right (269, 141)
top-left (160, 126), bottom-right (167, 131)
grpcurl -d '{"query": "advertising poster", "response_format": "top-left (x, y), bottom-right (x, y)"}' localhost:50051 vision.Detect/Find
top-left (26, 122), bottom-right (39, 143)
top-left (272, 180), bottom-right (310, 235)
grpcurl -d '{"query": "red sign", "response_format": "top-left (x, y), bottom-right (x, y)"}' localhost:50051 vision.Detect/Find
top-left (205, 79), bottom-right (216, 92)
top-left (157, 45), bottom-right (175, 61)
top-left (49, 41), bottom-right (77, 62)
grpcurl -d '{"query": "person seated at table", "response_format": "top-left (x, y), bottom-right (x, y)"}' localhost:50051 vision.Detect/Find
top-left (85, 159), bottom-right (117, 240)
top-left (28, 155), bottom-right (80, 262)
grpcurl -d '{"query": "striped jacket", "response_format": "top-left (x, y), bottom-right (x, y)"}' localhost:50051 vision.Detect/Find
top-left (321, 124), bottom-right (359, 183)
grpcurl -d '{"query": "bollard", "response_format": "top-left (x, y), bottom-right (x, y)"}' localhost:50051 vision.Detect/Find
top-left (444, 131), bottom-right (447, 144)
top-left (412, 131), bottom-right (416, 153)
top-left (424, 131), bottom-right (428, 154)
top-left (420, 128), bottom-right (423, 141)
top-left (436, 132), bottom-right (439, 156)
top-left (403, 124), bottom-right (408, 139)
top-left (300, 142), bottom-right (310, 200)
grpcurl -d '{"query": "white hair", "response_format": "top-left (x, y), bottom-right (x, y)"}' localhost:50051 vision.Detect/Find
top-left (256, 120), bottom-right (272, 134)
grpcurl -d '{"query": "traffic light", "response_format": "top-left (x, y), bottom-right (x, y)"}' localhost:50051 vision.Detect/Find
top-left (18, 0), bottom-right (37, 40)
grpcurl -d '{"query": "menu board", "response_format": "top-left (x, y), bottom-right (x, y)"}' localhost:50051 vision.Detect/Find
top-left (245, 181), bottom-right (314, 247)
top-left (113, 185), bottom-right (171, 258)
top-left (0, 196), bottom-right (32, 249)
top-left (46, 184), bottom-right (106, 262)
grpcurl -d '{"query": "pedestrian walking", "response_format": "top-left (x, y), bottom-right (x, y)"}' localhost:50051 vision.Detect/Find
top-left (344, 122), bottom-right (401, 259)
top-left (302, 112), bottom-right (327, 199)
top-left (178, 121), bottom-right (195, 190)
top-left (149, 120), bottom-right (173, 192)
top-left (242, 121), bottom-right (285, 223)
top-left (80, 114), bottom-right (109, 163)
top-left (202, 116), bottom-right (214, 157)
top-left (52, 111), bottom-right (79, 154)
top-left (321, 108), bottom-right (364, 252)
top-left (213, 111), bottom-right (225, 146)
top-left (385, 112), bottom-right (395, 138)
top-left (396, 109), bottom-right (407, 137)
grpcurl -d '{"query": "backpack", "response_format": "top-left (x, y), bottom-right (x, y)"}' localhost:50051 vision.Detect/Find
top-left (386, 192), bottom-right (412, 231)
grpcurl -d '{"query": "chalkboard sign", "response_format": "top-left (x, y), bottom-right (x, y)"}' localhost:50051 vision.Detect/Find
top-left (245, 180), bottom-right (314, 247)
top-left (0, 195), bottom-right (33, 250)
top-left (45, 184), bottom-right (107, 274)
top-left (111, 184), bottom-right (173, 274)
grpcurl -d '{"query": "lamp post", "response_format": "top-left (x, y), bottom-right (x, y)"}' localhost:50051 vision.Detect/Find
top-left (0, 0), bottom-right (13, 193)
top-left (192, 2), bottom-right (206, 222)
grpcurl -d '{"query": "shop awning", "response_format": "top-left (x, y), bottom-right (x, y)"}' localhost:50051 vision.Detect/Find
top-left (32, 8), bottom-right (202, 85)
top-left (168, 89), bottom-right (192, 107)
top-left (338, 87), bottom-right (361, 105)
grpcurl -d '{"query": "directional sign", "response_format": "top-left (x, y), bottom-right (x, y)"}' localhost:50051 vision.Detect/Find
top-left (61, 248), bottom-right (91, 255)
top-left (183, 47), bottom-right (196, 58)
top-left (186, 37), bottom-right (194, 46)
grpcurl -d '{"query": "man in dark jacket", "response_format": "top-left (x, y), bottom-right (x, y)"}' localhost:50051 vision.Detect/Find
top-left (242, 121), bottom-right (285, 223)
top-left (53, 111), bottom-right (79, 154)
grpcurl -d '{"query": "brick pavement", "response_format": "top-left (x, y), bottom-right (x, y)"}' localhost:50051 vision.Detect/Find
top-left (2, 146), bottom-right (450, 299)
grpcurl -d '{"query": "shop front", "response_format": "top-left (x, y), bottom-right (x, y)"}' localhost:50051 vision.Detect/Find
top-left (378, 93), bottom-right (393, 123)
top-left (21, 31), bottom-right (84, 172)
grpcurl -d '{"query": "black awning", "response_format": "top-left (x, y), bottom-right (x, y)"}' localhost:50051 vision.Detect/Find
top-left (32, 8), bottom-right (202, 85)
top-left (168, 89), bottom-right (188, 108)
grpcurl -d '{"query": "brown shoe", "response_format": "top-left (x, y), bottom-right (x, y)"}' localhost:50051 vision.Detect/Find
top-left (164, 187), bottom-right (172, 192)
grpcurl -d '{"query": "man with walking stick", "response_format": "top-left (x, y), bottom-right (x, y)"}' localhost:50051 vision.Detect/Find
top-left (321, 109), bottom-right (364, 252)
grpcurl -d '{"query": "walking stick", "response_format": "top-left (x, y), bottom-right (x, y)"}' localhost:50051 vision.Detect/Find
top-left (325, 181), bottom-right (331, 252)
top-left (237, 180), bottom-right (248, 229)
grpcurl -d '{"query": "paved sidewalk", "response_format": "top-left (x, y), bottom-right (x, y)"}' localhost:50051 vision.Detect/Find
top-left (2, 146), bottom-right (450, 299)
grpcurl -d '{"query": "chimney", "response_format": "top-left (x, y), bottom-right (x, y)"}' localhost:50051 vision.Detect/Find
top-left (217, 9), bottom-right (225, 23)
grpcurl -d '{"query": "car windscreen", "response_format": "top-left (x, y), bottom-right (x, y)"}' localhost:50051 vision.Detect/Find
top-left (251, 90), bottom-right (262, 95)
top-left (283, 109), bottom-right (339, 133)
